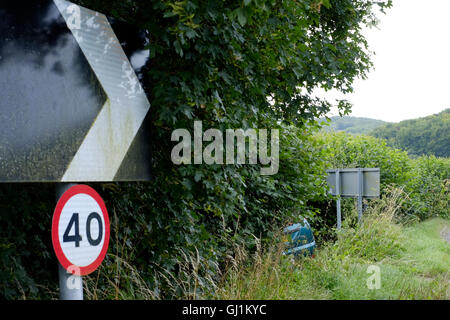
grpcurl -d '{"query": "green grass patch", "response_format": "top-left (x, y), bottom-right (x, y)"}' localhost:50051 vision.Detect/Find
top-left (216, 191), bottom-right (449, 300)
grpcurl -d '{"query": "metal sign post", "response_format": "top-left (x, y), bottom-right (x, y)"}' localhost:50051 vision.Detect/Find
top-left (336, 169), bottom-right (341, 230)
top-left (56, 183), bottom-right (83, 300)
top-left (357, 168), bottom-right (363, 222)
top-left (58, 261), bottom-right (83, 300)
top-left (53, 184), bottom-right (110, 300)
top-left (326, 168), bottom-right (380, 230)
top-left (0, 1), bottom-right (151, 301)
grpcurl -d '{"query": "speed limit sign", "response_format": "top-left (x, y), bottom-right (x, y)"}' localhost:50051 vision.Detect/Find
top-left (52, 185), bottom-right (110, 276)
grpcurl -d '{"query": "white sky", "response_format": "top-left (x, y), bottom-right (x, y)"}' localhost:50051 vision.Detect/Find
top-left (322, 0), bottom-right (450, 123)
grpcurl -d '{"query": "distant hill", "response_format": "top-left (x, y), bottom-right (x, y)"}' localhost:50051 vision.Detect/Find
top-left (320, 116), bottom-right (388, 134)
top-left (369, 109), bottom-right (450, 158)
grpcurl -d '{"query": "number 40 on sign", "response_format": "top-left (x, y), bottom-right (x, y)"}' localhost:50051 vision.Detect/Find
top-left (52, 185), bottom-right (110, 276)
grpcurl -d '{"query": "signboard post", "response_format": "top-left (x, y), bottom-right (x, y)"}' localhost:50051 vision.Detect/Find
top-left (53, 184), bottom-right (110, 299)
top-left (336, 169), bottom-right (341, 230)
top-left (0, 0), bottom-right (151, 299)
top-left (326, 168), bottom-right (380, 230)
top-left (56, 183), bottom-right (82, 300)
top-left (356, 168), bottom-right (361, 221)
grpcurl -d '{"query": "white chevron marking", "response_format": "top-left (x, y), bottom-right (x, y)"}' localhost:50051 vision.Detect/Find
top-left (54, 0), bottom-right (150, 181)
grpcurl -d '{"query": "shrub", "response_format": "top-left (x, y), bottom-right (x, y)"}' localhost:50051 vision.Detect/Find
top-left (313, 132), bottom-right (449, 229)
top-left (0, 0), bottom-right (392, 299)
top-left (95, 124), bottom-right (329, 299)
top-left (402, 156), bottom-right (450, 220)
top-left (308, 132), bottom-right (411, 239)
top-left (217, 188), bottom-right (449, 300)
top-left (316, 132), bottom-right (412, 189)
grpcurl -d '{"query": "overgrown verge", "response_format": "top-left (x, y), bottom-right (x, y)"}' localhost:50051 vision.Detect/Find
top-left (4, 0), bottom-right (449, 300)
top-left (216, 188), bottom-right (449, 300)
top-left (310, 132), bottom-right (449, 243)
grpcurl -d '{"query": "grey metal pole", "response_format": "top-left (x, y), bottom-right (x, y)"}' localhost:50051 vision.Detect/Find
top-left (56, 183), bottom-right (83, 300)
top-left (336, 170), bottom-right (341, 230)
top-left (357, 168), bottom-right (363, 223)
top-left (58, 263), bottom-right (83, 300)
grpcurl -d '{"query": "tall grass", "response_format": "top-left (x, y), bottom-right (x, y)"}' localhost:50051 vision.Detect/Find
top-left (83, 208), bottom-right (220, 299)
top-left (82, 188), bottom-right (448, 300)
top-left (216, 188), bottom-right (449, 300)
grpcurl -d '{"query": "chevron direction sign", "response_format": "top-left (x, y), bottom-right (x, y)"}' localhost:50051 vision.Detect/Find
top-left (0, 0), bottom-right (151, 182)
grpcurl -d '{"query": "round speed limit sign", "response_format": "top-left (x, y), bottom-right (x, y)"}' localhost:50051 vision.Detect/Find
top-left (52, 185), bottom-right (110, 276)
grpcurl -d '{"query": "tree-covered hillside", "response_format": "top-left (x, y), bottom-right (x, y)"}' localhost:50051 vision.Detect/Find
top-left (320, 116), bottom-right (388, 134)
top-left (370, 109), bottom-right (450, 157)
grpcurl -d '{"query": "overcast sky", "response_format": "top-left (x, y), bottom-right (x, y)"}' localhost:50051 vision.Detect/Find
top-left (323, 0), bottom-right (450, 123)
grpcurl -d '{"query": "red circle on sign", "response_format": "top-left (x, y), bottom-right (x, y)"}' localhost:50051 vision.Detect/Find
top-left (52, 185), bottom-right (110, 276)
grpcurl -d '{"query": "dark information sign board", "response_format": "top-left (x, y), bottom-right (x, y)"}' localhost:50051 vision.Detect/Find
top-left (0, 0), bottom-right (151, 182)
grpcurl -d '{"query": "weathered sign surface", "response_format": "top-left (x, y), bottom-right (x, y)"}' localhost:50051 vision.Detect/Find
top-left (326, 168), bottom-right (380, 229)
top-left (326, 168), bottom-right (380, 198)
top-left (0, 0), bottom-right (151, 182)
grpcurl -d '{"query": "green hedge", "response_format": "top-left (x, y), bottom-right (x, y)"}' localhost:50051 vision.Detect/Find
top-left (0, 125), bottom-right (330, 299)
top-left (403, 156), bottom-right (450, 220)
top-left (315, 132), bottom-right (449, 226)
top-left (92, 124), bottom-right (329, 298)
top-left (0, 0), bottom-right (392, 299)
top-left (317, 132), bottom-right (412, 190)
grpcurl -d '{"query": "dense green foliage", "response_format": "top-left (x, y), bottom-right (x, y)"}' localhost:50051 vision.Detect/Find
top-left (316, 132), bottom-right (449, 225)
top-left (320, 116), bottom-right (388, 134)
top-left (0, 0), bottom-right (392, 299)
top-left (306, 132), bottom-right (410, 240)
top-left (218, 199), bottom-right (450, 300)
top-left (403, 156), bottom-right (450, 220)
top-left (370, 109), bottom-right (450, 157)
top-left (317, 132), bottom-right (412, 188)
top-left (0, 184), bottom-right (56, 299)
